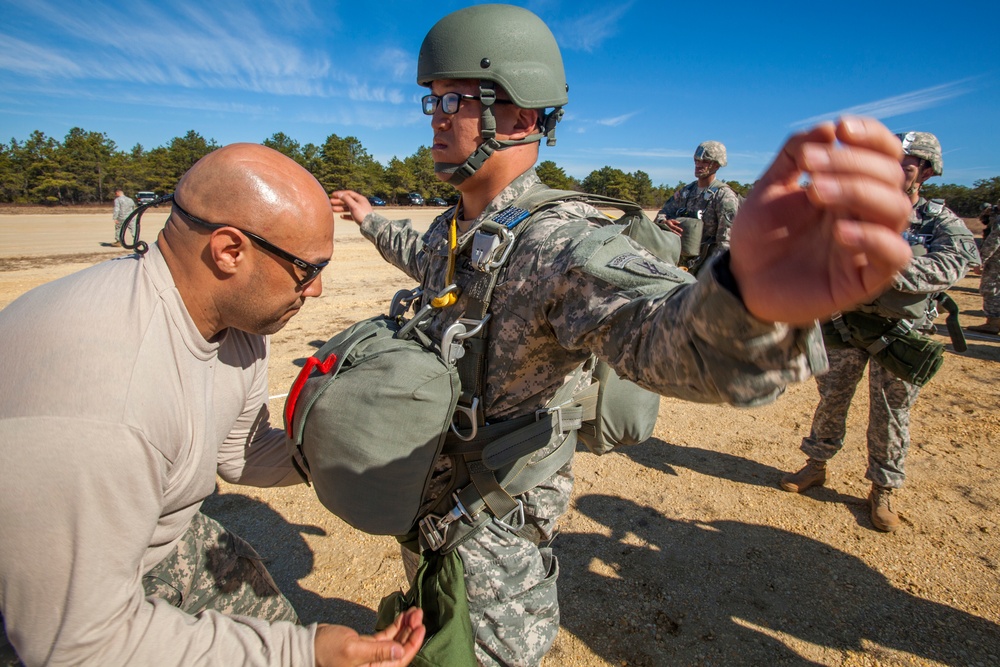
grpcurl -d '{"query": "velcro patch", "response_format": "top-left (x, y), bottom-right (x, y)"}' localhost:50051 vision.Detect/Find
top-left (607, 253), bottom-right (675, 277)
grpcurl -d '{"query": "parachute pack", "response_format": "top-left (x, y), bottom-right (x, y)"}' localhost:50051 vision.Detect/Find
top-left (285, 184), bottom-right (686, 552)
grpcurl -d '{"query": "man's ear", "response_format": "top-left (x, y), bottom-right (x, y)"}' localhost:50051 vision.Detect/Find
top-left (208, 228), bottom-right (248, 277)
top-left (917, 167), bottom-right (935, 186)
top-left (507, 107), bottom-right (540, 140)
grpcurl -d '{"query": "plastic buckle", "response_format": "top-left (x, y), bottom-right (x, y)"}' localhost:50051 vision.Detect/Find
top-left (493, 500), bottom-right (525, 533)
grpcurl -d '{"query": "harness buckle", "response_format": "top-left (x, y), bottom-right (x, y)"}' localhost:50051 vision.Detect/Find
top-left (493, 499), bottom-right (525, 533)
top-left (389, 287), bottom-right (423, 318)
top-left (418, 514), bottom-right (448, 551)
top-left (470, 225), bottom-right (515, 271)
top-left (441, 316), bottom-right (491, 365)
top-left (396, 284), bottom-right (458, 338)
top-left (418, 493), bottom-right (474, 551)
top-left (535, 403), bottom-right (566, 434)
top-left (451, 397), bottom-right (480, 442)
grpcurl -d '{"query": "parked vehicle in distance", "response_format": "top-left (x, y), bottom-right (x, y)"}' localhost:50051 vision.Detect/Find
top-left (405, 192), bottom-right (425, 206)
top-left (367, 196), bottom-right (386, 206)
top-left (427, 197), bottom-right (448, 206)
top-left (136, 191), bottom-right (157, 206)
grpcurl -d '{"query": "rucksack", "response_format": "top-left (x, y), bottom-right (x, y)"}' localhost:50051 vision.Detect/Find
top-left (285, 184), bottom-right (687, 545)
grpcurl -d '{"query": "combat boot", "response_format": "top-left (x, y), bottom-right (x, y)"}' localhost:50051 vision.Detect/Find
top-left (868, 484), bottom-right (901, 532)
top-left (967, 317), bottom-right (1000, 335)
top-left (780, 459), bottom-right (827, 493)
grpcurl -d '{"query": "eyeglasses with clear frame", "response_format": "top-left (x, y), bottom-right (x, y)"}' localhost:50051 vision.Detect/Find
top-left (171, 196), bottom-right (329, 287)
top-left (421, 92), bottom-right (515, 116)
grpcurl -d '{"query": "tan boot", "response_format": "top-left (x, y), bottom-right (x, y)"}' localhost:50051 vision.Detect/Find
top-left (868, 484), bottom-right (901, 532)
top-left (780, 459), bottom-right (827, 493)
top-left (967, 317), bottom-right (1000, 335)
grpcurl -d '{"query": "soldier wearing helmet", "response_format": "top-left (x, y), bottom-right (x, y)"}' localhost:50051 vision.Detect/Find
top-left (330, 5), bottom-right (914, 664)
top-left (782, 130), bottom-right (980, 533)
top-left (968, 195), bottom-right (1000, 334)
top-left (653, 140), bottom-right (742, 274)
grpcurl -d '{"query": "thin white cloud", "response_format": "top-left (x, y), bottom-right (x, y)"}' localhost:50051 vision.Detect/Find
top-left (0, 0), bottom-right (401, 102)
top-left (596, 111), bottom-right (640, 127)
top-left (0, 34), bottom-right (84, 77)
top-left (598, 147), bottom-right (695, 159)
top-left (551, 2), bottom-right (634, 52)
top-left (792, 78), bottom-right (978, 127)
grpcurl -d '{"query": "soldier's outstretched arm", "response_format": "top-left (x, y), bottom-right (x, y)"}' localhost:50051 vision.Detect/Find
top-left (729, 117), bottom-right (912, 325)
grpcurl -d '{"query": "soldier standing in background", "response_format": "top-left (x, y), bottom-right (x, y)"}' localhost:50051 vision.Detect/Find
top-left (111, 188), bottom-right (136, 246)
top-left (653, 141), bottom-right (741, 273)
top-left (780, 131), bottom-right (980, 532)
top-left (968, 204), bottom-right (1000, 334)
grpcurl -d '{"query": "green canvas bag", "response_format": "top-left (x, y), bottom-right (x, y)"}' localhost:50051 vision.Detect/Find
top-left (284, 315), bottom-right (460, 536)
top-left (375, 550), bottom-right (477, 667)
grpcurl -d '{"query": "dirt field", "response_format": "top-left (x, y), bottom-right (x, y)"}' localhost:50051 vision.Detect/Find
top-left (1, 209), bottom-right (997, 666)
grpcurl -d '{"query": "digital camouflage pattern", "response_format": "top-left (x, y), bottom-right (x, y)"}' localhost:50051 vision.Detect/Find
top-left (360, 168), bottom-right (825, 666)
top-left (801, 197), bottom-right (978, 488)
top-left (113, 193), bottom-right (136, 241)
top-left (653, 178), bottom-right (741, 269)
top-left (142, 512), bottom-right (298, 624)
top-left (897, 131), bottom-right (943, 176)
top-left (802, 347), bottom-right (921, 488)
top-left (862, 198), bottom-right (980, 329)
top-left (978, 222), bottom-right (1000, 317)
top-left (694, 140), bottom-right (727, 167)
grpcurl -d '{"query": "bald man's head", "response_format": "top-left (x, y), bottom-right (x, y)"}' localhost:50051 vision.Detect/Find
top-left (159, 143), bottom-right (334, 338)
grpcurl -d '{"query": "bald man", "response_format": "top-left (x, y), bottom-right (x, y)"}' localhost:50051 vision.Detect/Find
top-left (0, 144), bottom-right (423, 667)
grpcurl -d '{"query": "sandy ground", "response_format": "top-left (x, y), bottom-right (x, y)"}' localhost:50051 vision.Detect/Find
top-left (1, 210), bottom-right (998, 666)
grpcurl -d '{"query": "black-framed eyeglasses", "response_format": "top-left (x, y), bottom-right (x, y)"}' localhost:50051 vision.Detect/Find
top-left (421, 92), bottom-right (515, 116)
top-left (171, 196), bottom-right (329, 287)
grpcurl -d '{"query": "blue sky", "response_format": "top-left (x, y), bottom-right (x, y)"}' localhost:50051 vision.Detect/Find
top-left (1, 0), bottom-right (998, 188)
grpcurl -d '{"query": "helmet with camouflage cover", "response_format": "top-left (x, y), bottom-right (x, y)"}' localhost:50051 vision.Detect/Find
top-left (896, 131), bottom-right (943, 176)
top-left (694, 141), bottom-right (727, 168)
top-left (417, 4), bottom-right (568, 184)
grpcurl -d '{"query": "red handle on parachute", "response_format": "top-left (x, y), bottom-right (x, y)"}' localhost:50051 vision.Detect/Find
top-left (284, 353), bottom-right (338, 439)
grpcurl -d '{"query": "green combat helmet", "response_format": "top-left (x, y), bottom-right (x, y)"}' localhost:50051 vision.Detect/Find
top-left (694, 141), bottom-right (727, 168)
top-left (417, 3), bottom-right (568, 184)
top-left (896, 131), bottom-right (943, 176)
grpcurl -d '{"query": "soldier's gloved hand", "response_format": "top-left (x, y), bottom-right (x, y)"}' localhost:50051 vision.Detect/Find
top-left (729, 116), bottom-right (912, 326)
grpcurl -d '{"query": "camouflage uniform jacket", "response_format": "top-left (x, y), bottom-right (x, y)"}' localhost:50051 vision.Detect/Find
top-left (856, 197), bottom-right (979, 329)
top-left (360, 169), bottom-right (824, 424)
top-left (654, 177), bottom-right (741, 260)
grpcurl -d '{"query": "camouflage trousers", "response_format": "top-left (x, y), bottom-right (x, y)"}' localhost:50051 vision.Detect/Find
top-left (403, 459), bottom-right (573, 667)
top-left (801, 346), bottom-right (921, 488)
top-left (0, 513), bottom-right (297, 666)
top-left (980, 256), bottom-right (1000, 317)
top-left (142, 511), bottom-right (298, 623)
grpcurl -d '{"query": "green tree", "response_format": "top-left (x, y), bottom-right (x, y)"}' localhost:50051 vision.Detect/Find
top-left (629, 170), bottom-right (655, 207)
top-left (536, 160), bottom-right (575, 191)
top-left (582, 166), bottom-right (637, 201)
top-left (316, 133), bottom-right (383, 194)
top-left (58, 128), bottom-right (118, 203)
top-left (263, 132), bottom-right (303, 165)
top-left (142, 131), bottom-right (219, 193)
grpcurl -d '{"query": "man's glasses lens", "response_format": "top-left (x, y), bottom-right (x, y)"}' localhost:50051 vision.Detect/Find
top-left (422, 93), bottom-right (465, 115)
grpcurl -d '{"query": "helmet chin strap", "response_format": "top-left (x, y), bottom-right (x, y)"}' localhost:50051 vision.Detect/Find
top-left (434, 81), bottom-right (559, 186)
